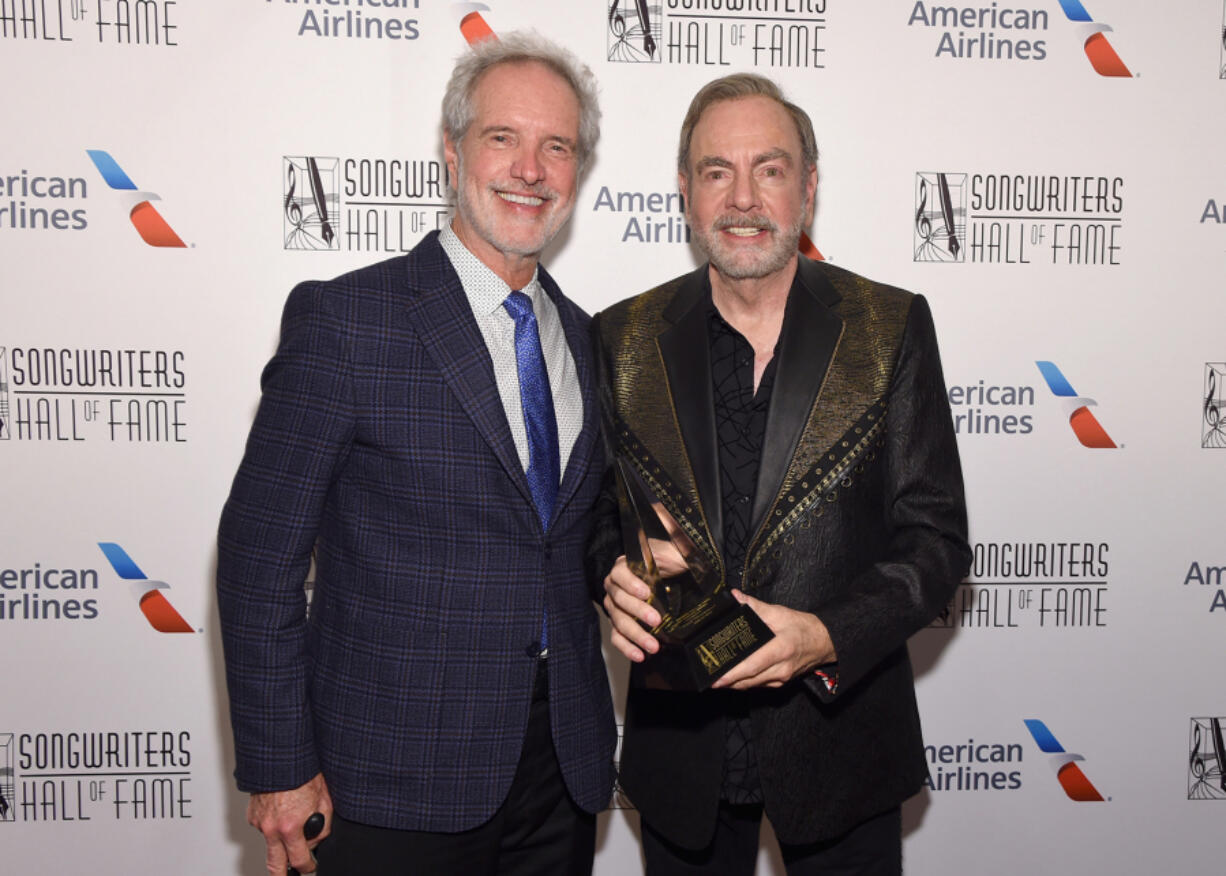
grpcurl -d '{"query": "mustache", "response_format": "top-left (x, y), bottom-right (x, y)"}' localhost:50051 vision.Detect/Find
top-left (712, 214), bottom-right (777, 232)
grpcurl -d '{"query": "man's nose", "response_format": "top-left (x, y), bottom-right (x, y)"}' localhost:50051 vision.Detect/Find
top-left (727, 172), bottom-right (759, 211)
top-left (511, 147), bottom-right (545, 185)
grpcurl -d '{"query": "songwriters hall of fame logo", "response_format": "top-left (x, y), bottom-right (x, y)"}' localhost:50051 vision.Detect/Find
top-left (1189, 717), bottom-right (1226, 800)
top-left (608, 0), bottom-right (662, 63)
top-left (604, 1), bottom-right (826, 69)
top-left (0, 349), bottom-right (10, 442)
top-left (284, 157), bottom-right (340, 250)
top-left (1, 734), bottom-right (13, 823)
top-left (914, 173), bottom-right (967, 262)
top-left (1204, 364), bottom-right (1226, 448)
top-left (1221, 3), bottom-right (1226, 79)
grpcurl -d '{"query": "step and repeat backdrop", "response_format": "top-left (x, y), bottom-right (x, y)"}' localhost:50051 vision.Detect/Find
top-left (1, 1), bottom-right (1223, 872)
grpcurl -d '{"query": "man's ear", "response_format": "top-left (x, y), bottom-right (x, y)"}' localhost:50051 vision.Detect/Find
top-left (443, 132), bottom-right (459, 191)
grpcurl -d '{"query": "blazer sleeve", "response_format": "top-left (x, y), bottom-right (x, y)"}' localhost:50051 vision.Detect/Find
top-left (584, 313), bottom-right (626, 607)
top-left (216, 280), bottom-right (356, 793)
top-left (808, 294), bottom-right (971, 700)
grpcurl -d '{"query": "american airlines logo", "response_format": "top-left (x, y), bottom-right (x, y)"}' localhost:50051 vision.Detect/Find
top-left (86, 150), bottom-right (187, 247)
top-left (97, 543), bottom-right (195, 633)
top-left (1035, 361), bottom-right (1118, 449)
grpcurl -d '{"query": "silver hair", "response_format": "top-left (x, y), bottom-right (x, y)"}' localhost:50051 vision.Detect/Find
top-left (441, 31), bottom-right (601, 174)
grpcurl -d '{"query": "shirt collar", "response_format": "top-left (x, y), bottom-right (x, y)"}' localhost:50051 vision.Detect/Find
top-left (439, 222), bottom-right (543, 316)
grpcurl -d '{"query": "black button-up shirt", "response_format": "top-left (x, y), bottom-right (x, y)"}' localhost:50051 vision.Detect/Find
top-left (707, 296), bottom-right (779, 804)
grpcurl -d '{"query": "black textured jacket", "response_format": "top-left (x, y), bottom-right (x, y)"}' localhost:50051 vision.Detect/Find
top-left (589, 256), bottom-right (971, 847)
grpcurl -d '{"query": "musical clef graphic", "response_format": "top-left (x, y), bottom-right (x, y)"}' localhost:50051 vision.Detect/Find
top-left (915, 177), bottom-right (932, 244)
top-left (1205, 367), bottom-right (1219, 429)
top-left (284, 163), bottom-right (302, 230)
top-left (1191, 722), bottom-right (1206, 779)
top-left (1203, 365), bottom-right (1226, 448)
top-left (1189, 717), bottom-right (1226, 799)
top-left (609, 1), bottom-right (626, 38)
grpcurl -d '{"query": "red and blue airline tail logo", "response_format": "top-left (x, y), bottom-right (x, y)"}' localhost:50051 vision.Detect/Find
top-left (97, 543), bottom-right (195, 633)
top-left (1024, 719), bottom-right (1106, 801)
top-left (1057, 0), bottom-right (1132, 77)
top-left (86, 150), bottom-right (187, 247)
top-left (1036, 361), bottom-right (1118, 449)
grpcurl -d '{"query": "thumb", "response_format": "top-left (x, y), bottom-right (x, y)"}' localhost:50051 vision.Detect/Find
top-left (730, 588), bottom-right (751, 606)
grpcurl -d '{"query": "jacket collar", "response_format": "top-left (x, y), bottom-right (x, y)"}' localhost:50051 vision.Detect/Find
top-left (657, 257), bottom-right (845, 550)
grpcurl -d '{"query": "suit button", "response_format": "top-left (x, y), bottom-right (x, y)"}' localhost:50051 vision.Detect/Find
top-left (525, 641), bottom-right (541, 657)
top-left (543, 545), bottom-right (552, 560)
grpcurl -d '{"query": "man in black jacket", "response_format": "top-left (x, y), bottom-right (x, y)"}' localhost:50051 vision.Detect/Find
top-left (594, 73), bottom-right (971, 875)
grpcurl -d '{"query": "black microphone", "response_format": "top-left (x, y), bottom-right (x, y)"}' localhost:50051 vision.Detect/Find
top-left (287, 811), bottom-right (326, 876)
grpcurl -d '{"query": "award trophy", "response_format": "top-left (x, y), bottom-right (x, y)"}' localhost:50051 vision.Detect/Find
top-left (615, 458), bottom-right (773, 691)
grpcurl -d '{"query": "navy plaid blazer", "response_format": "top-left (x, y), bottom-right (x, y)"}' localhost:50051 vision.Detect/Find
top-left (217, 230), bottom-right (616, 831)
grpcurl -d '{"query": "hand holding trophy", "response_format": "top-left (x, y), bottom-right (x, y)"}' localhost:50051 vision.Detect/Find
top-left (614, 457), bottom-right (773, 691)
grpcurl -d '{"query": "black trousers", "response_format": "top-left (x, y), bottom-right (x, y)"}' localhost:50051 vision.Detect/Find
top-left (314, 660), bottom-right (595, 876)
top-left (642, 802), bottom-right (901, 876)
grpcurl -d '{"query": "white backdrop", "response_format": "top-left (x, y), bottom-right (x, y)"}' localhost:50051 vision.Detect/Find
top-left (2, 1), bottom-right (1224, 873)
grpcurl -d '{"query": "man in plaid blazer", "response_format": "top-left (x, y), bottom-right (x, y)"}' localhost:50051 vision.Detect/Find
top-left (217, 34), bottom-right (615, 875)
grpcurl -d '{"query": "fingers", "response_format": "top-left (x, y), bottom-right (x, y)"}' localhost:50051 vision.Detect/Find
top-left (604, 557), bottom-right (661, 660)
top-left (248, 775), bottom-right (332, 876)
top-left (606, 556), bottom-right (652, 601)
top-left (729, 588), bottom-right (758, 610)
top-left (711, 592), bottom-right (800, 689)
top-left (605, 558), bottom-right (661, 627)
top-left (608, 623), bottom-right (647, 663)
top-left (252, 814), bottom-right (311, 875)
top-left (603, 591), bottom-right (660, 658)
top-left (710, 640), bottom-right (790, 690)
top-left (282, 833), bottom-right (317, 874)
top-left (261, 834), bottom-right (288, 876)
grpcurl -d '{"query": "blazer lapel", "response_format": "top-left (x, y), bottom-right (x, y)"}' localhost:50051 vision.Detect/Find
top-left (658, 268), bottom-right (723, 555)
top-left (540, 267), bottom-right (597, 522)
top-left (749, 258), bottom-right (844, 536)
top-left (397, 233), bottom-right (533, 506)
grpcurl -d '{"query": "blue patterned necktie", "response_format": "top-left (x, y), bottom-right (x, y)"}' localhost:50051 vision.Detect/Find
top-left (504, 290), bottom-right (559, 652)
top-left (503, 290), bottom-right (561, 528)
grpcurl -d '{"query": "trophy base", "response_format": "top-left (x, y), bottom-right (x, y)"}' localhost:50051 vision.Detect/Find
top-left (633, 603), bottom-right (775, 691)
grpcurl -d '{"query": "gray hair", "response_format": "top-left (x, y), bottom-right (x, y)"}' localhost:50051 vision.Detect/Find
top-left (442, 31), bottom-right (601, 174)
top-left (677, 73), bottom-right (818, 177)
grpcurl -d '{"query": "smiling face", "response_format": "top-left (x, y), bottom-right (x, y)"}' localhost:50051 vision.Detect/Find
top-left (680, 95), bottom-right (816, 282)
top-left (444, 60), bottom-right (581, 286)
